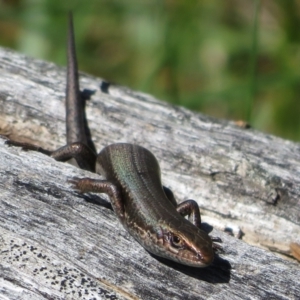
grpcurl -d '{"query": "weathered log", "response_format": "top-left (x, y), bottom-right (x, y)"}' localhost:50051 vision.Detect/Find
top-left (0, 47), bottom-right (299, 299)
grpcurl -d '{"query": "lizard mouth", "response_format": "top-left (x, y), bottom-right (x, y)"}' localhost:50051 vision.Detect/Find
top-left (164, 244), bottom-right (214, 267)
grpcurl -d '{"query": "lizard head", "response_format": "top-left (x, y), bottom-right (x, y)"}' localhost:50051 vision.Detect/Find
top-left (150, 220), bottom-right (215, 267)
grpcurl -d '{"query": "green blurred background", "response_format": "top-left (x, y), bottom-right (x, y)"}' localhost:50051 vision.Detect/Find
top-left (1, 0), bottom-right (300, 141)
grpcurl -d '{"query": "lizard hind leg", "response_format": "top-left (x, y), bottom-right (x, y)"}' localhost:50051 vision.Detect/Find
top-left (50, 142), bottom-right (96, 172)
top-left (5, 139), bottom-right (52, 155)
top-left (5, 139), bottom-right (96, 172)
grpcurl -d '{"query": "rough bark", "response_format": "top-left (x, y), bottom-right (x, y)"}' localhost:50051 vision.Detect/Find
top-left (0, 47), bottom-right (299, 299)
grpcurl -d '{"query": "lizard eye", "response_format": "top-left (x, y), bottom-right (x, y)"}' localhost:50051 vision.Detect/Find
top-left (170, 234), bottom-right (185, 248)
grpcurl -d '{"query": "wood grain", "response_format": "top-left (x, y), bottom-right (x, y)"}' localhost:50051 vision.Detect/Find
top-left (0, 47), bottom-right (299, 299)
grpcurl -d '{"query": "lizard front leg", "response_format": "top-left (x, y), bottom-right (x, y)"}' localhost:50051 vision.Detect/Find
top-left (69, 177), bottom-right (125, 220)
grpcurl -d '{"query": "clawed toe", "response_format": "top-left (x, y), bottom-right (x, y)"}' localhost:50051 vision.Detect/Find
top-left (211, 236), bottom-right (223, 252)
top-left (67, 177), bottom-right (82, 192)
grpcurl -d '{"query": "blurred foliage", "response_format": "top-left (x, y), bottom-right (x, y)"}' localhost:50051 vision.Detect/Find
top-left (1, 0), bottom-right (300, 140)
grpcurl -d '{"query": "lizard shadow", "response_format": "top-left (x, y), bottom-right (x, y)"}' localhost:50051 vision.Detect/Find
top-left (79, 192), bottom-right (113, 211)
top-left (100, 80), bottom-right (111, 94)
top-left (80, 89), bottom-right (97, 154)
top-left (150, 253), bottom-right (231, 283)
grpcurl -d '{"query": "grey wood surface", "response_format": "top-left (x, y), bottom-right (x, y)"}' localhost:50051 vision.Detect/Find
top-left (0, 47), bottom-right (300, 300)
